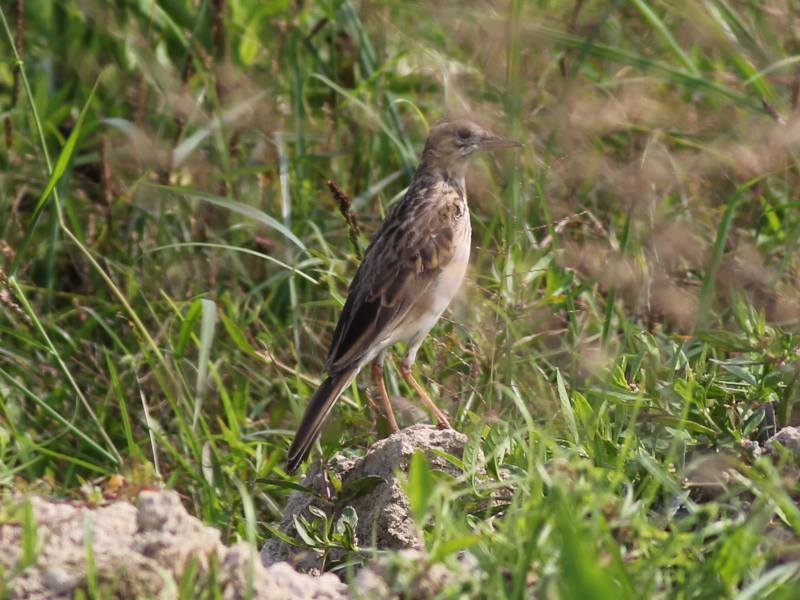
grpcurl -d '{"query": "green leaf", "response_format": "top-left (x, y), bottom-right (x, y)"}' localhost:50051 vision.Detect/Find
top-left (484, 420), bottom-right (510, 479)
top-left (696, 176), bottom-right (766, 328)
top-left (335, 507), bottom-right (359, 550)
top-left (673, 379), bottom-right (707, 408)
top-left (428, 448), bottom-right (464, 471)
top-left (698, 330), bottom-right (757, 353)
top-left (572, 391), bottom-right (595, 434)
top-left (10, 78), bottom-right (100, 276)
top-left (308, 505), bottom-right (327, 520)
top-left (630, 0), bottom-right (698, 75)
top-left (219, 312), bottom-right (258, 357)
top-left (149, 184), bottom-right (307, 252)
top-left (175, 299), bottom-right (203, 363)
top-left (429, 470), bottom-right (457, 484)
top-left (463, 426), bottom-right (482, 487)
top-left (557, 369), bottom-right (579, 444)
top-left (20, 501), bottom-right (39, 569)
top-left (263, 524), bottom-right (303, 547)
top-left (336, 506), bottom-right (358, 534)
top-left (650, 415), bottom-right (719, 436)
top-left (106, 350), bottom-right (138, 458)
top-left (337, 476), bottom-right (386, 504)
top-left (292, 515), bottom-right (321, 547)
top-left (406, 450), bottom-right (433, 525)
top-left (637, 450), bottom-right (698, 513)
top-left (193, 298), bottom-right (217, 429)
top-left (711, 360), bottom-right (759, 388)
top-left (148, 242), bottom-right (318, 284)
top-left (201, 441), bottom-right (216, 489)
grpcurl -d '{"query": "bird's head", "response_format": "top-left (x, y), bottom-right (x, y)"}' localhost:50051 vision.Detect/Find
top-left (420, 118), bottom-right (523, 180)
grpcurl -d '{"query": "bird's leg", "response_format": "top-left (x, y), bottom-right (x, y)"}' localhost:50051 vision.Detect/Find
top-left (399, 364), bottom-right (452, 430)
top-left (371, 360), bottom-right (400, 433)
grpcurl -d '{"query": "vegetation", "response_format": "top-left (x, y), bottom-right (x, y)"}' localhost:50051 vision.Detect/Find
top-left (2, 0), bottom-right (800, 597)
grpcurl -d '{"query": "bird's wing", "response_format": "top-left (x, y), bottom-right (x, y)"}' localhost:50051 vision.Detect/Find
top-left (324, 185), bottom-right (465, 374)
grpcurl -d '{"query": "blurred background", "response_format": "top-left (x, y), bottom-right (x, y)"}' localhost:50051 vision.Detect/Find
top-left (2, 0), bottom-right (800, 596)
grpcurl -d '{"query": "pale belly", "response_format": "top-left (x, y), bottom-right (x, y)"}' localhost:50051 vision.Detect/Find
top-left (391, 224), bottom-right (471, 354)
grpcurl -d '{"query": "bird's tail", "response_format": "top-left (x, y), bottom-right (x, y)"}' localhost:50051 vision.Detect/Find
top-left (287, 368), bottom-right (358, 474)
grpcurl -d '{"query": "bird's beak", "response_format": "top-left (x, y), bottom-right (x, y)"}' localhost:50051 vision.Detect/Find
top-left (481, 135), bottom-right (524, 150)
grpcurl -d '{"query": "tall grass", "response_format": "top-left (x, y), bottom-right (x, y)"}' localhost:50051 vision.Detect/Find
top-left (2, 0), bottom-right (800, 596)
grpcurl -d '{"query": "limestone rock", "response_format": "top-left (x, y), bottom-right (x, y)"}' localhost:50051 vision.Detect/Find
top-left (767, 426), bottom-right (800, 459)
top-left (261, 424), bottom-right (477, 571)
top-left (0, 491), bottom-right (348, 600)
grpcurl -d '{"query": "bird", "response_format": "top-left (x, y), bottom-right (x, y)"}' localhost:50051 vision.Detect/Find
top-left (287, 117), bottom-right (522, 473)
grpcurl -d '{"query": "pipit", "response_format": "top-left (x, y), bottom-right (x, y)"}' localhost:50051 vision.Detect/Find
top-left (287, 117), bottom-right (522, 473)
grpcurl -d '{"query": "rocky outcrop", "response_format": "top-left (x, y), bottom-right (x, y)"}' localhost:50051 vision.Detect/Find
top-left (261, 424), bottom-right (476, 571)
top-left (0, 491), bottom-right (347, 600)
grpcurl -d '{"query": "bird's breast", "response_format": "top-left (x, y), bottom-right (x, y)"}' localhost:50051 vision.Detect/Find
top-left (414, 210), bottom-right (471, 317)
top-left (437, 218), bottom-right (471, 298)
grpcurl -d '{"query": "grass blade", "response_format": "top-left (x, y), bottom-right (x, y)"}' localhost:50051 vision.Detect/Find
top-left (9, 78), bottom-right (100, 277)
top-left (148, 184), bottom-right (307, 252)
top-left (696, 175), bottom-right (766, 328)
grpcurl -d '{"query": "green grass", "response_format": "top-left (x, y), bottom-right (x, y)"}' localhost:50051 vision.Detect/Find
top-left (3, 0), bottom-right (800, 597)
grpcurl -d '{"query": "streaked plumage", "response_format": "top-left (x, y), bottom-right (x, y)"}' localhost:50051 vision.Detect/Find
top-left (287, 117), bottom-right (522, 473)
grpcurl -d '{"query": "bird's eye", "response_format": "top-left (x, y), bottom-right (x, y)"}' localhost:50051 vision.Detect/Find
top-left (456, 126), bottom-right (472, 140)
